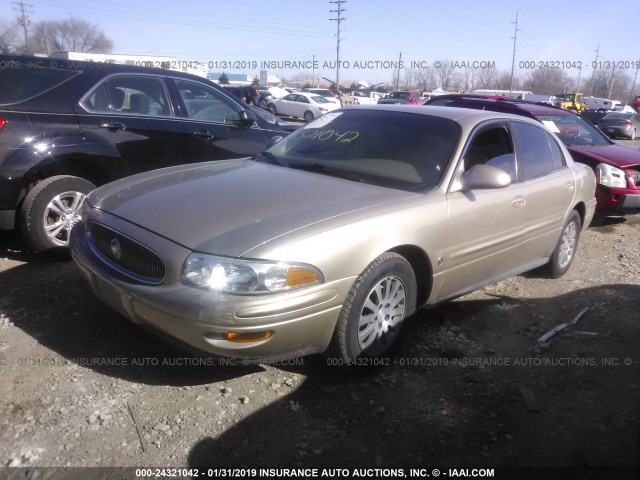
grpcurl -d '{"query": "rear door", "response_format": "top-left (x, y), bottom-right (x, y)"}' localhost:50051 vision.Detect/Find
top-left (509, 120), bottom-right (576, 258)
top-left (76, 74), bottom-right (185, 178)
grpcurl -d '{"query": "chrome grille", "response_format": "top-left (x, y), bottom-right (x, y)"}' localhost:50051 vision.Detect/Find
top-left (629, 170), bottom-right (640, 185)
top-left (88, 222), bottom-right (165, 284)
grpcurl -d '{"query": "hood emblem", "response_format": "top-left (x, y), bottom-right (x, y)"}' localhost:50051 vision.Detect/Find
top-left (110, 238), bottom-right (122, 260)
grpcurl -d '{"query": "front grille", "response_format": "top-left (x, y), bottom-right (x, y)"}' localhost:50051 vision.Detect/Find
top-left (88, 222), bottom-right (166, 284)
top-left (629, 170), bottom-right (640, 186)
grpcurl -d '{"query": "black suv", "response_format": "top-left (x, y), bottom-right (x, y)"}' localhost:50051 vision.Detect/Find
top-left (0, 55), bottom-right (294, 252)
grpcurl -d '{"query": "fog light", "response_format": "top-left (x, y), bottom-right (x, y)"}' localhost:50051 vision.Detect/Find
top-left (223, 331), bottom-right (273, 343)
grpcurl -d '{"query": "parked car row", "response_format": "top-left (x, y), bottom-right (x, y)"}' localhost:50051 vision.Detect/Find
top-left (2, 55), bottom-right (632, 365)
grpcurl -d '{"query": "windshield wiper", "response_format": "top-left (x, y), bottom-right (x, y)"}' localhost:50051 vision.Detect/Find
top-left (257, 151), bottom-right (284, 166)
top-left (287, 162), bottom-right (367, 183)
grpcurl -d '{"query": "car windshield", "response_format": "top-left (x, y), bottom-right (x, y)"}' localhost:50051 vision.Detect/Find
top-left (256, 109), bottom-right (459, 191)
top-left (389, 92), bottom-right (409, 99)
top-left (534, 113), bottom-right (611, 146)
top-left (311, 95), bottom-right (330, 104)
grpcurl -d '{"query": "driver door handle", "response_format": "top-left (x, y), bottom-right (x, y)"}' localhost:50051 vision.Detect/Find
top-left (99, 121), bottom-right (126, 131)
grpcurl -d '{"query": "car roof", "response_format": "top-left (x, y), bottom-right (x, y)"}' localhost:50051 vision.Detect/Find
top-left (425, 94), bottom-right (571, 118)
top-left (3, 54), bottom-right (212, 83)
top-left (344, 104), bottom-right (545, 125)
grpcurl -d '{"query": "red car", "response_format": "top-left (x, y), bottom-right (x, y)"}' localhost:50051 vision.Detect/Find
top-left (378, 91), bottom-right (422, 105)
top-left (425, 94), bottom-right (640, 216)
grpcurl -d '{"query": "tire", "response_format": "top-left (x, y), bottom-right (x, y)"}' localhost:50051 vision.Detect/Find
top-left (267, 103), bottom-right (277, 115)
top-left (546, 210), bottom-right (581, 278)
top-left (20, 175), bottom-right (96, 252)
top-left (329, 252), bottom-right (417, 363)
top-left (303, 111), bottom-right (314, 123)
top-left (632, 129), bottom-right (637, 140)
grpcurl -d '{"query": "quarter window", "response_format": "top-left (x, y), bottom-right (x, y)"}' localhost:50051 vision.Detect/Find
top-left (511, 122), bottom-right (561, 180)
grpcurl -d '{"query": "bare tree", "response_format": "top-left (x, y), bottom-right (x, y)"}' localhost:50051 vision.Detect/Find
top-left (0, 22), bottom-right (23, 54)
top-left (434, 60), bottom-right (456, 90)
top-left (475, 67), bottom-right (498, 89)
top-left (30, 17), bottom-right (112, 54)
top-left (522, 68), bottom-right (568, 94)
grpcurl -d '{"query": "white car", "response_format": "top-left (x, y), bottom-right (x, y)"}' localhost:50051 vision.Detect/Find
top-left (268, 92), bottom-right (340, 122)
top-left (302, 88), bottom-right (341, 106)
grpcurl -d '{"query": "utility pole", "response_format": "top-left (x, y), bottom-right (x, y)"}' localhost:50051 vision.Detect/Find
top-left (509, 11), bottom-right (520, 96)
top-left (12, 1), bottom-right (33, 54)
top-left (630, 59), bottom-right (639, 100)
top-left (330, 0), bottom-right (346, 99)
top-left (590, 43), bottom-right (600, 96)
top-left (576, 66), bottom-right (582, 93)
top-left (395, 52), bottom-right (402, 90)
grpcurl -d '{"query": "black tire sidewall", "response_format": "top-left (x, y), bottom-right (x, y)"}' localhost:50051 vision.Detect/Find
top-left (304, 111), bottom-right (314, 123)
top-left (338, 253), bottom-right (417, 361)
top-left (20, 175), bottom-right (96, 253)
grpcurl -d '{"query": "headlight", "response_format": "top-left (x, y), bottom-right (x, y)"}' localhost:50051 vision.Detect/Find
top-left (596, 163), bottom-right (626, 188)
top-left (182, 253), bottom-right (323, 294)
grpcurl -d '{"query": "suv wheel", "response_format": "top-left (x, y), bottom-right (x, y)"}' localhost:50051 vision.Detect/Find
top-left (20, 175), bottom-right (96, 252)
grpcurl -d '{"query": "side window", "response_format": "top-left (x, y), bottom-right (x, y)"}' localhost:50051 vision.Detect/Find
top-left (463, 124), bottom-right (516, 181)
top-left (511, 122), bottom-right (560, 180)
top-left (83, 75), bottom-right (170, 116)
top-left (175, 79), bottom-right (241, 123)
top-left (546, 131), bottom-right (566, 170)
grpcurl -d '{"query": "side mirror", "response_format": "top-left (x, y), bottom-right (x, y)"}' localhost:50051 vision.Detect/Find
top-left (268, 135), bottom-right (283, 147)
top-left (239, 109), bottom-right (257, 126)
top-left (460, 164), bottom-right (511, 190)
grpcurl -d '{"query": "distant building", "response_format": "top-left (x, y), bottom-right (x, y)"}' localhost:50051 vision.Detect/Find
top-left (50, 52), bottom-right (208, 77)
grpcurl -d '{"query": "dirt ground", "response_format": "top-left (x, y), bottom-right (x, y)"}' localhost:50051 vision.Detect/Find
top-left (1, 144), bottom-right (639, 479)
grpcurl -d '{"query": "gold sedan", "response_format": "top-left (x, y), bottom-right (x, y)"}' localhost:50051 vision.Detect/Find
top-left (71, 105), bottom-right (596, 363)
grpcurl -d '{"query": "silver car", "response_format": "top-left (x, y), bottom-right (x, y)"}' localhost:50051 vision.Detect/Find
top-left (598, 112), bottom-right (640, 140)
top-left (70, 106), bottom-right (596, 363)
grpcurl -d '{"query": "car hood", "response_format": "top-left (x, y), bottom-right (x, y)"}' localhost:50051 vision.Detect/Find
top-left (568, 144), bottom-right (640, 169)
top-left (89, 159), bottom-right (418, 257)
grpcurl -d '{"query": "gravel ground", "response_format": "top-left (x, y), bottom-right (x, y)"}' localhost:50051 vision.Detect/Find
top-left (0, 139), bottom-right (639, 479)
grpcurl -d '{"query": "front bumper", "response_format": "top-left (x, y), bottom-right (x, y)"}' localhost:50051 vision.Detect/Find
top-left (596, 185), bottom-right (640, 215)
top-left (70, 213), bottom-right (353, 360)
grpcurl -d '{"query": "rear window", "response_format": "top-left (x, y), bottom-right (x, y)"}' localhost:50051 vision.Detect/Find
top-left (0, 64), bottom-right (79, 105)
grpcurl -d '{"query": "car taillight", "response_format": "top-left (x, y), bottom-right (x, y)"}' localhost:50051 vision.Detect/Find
top-left (625, 121), bottom-right (632, 125)
top-left (0, 118), bottom-right (6, 129)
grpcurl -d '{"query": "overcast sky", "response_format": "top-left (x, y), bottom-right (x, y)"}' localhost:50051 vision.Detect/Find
top-left (3, 0), bottom-right (640, 84)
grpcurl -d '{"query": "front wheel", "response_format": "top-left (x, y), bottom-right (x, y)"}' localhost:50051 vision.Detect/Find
top-left (329, 252), bottom-right (417, 363)
top-left (20, 175), bottom-right (96, 252)
top-left (303, 111), bottom-right (314, 123)
top-left (267, 103), bottom-right (277, 115)
top-left (546, 210), bottom-right (581, 278)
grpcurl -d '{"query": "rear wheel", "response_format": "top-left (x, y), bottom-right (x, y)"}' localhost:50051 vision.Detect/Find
top-left (329, 252), bottom-right (417, 363)
top-left (267, 103), bottom-right (277, 115)
top-left (303, 111), bottom-right (314, 123)
top-left (546, 210), bottom-right (581, 278)
top-left (20, 175), bottom-right (96, 252)
top-left (631, 128), bottom-right (637, 140)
